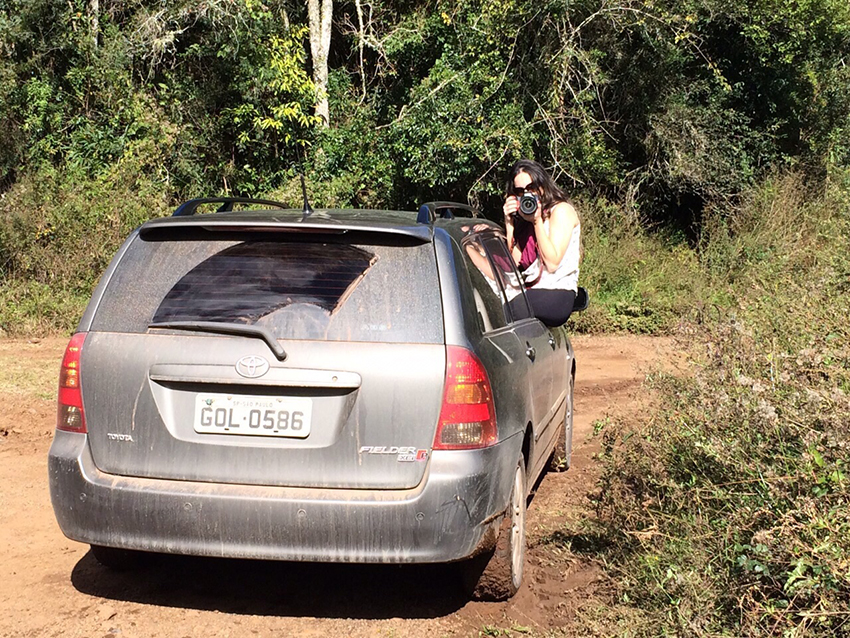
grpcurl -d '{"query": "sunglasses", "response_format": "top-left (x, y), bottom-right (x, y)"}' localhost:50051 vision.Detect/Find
top-left (512, 182), bottom-right (537, 196)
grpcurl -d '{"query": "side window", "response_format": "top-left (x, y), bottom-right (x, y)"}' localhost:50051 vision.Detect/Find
top-left (482, 237), bottom-right (533, 321)
top-left (462, 237), bottom-right (509, 332)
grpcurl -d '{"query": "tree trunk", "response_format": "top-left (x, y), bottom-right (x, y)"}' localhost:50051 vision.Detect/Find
top-left (307, 0), bottom-right (332, 126)
top-left (354, 0), bottom-right (366, 100)
top-left (89, 0), bottom-right (99, 48)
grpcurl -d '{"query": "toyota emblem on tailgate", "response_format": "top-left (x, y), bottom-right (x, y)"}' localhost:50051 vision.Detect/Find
top-left (236, 355), bottom-right (270, 378)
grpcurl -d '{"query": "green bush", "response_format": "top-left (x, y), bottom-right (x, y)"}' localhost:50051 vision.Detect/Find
top-left (576, 176), bottom-right (850, 636)
top-left (0, 161), bottom-right (170, 334)
top-left (568, 196), bottom-right (709, 334)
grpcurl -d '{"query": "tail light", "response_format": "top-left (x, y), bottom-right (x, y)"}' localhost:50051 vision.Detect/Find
top-left (57, 332), bottom-right (87, 433)
top-left (433, 346), bottom-right (497, 450)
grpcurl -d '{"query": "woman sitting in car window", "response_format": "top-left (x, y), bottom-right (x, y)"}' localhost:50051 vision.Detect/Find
top-left (503, 159), bottom-right (581, 327)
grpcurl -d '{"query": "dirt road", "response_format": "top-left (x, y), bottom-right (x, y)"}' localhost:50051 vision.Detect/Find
top-left (0, 335), bottom-right (672, 638)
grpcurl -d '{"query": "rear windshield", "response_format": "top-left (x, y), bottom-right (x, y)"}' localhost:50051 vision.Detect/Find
top-left (91, 236), bottom-right (444, 344)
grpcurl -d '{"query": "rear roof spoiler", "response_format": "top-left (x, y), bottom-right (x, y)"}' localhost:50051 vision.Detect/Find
top-left (172, 197), bottom-right (479, 221)
top-left (140, 217), bottom-right (434, 244)
top-left (417, 201), bottom-right (480, 224)
top-left (153, 196), bottom-right (478, 241)
top-left (173, 197), bottom-right (289, 217)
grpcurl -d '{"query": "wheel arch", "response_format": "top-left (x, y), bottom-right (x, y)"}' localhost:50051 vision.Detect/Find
top-left (521, 423), bottom-right (533, 481)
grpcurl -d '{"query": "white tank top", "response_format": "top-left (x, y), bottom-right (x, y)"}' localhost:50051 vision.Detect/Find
top-left (533, 220), bottom-right (580, 292)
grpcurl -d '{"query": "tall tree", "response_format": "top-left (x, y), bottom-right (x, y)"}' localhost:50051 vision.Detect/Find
top-left (307, 0), bottom-right (332, 126)
top-left (88, 0), bottom-right (99, 47)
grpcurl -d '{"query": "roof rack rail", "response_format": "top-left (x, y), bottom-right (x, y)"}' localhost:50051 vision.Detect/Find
top-left (172, 197), bottom-right (290, 217)
top-left (416, 201), bottom-right (479, 224)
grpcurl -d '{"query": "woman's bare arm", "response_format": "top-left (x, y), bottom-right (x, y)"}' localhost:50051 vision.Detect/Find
top-left (534, 202), bottom-right (579, 272)
top-left (503, 196), bottom-right (523, 265)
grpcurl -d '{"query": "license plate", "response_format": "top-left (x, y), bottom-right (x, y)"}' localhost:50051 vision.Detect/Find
top-left (194, 394), bottom-right (312, 438)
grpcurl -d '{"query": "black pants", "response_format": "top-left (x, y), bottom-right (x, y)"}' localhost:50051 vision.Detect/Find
top-left (514, 289), bottom-right (576, 327)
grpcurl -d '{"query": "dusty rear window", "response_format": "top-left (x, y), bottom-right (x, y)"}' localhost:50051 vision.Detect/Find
top-left (152, 242), bottom-right (378, 323)
top-left (92, 236), bottom-right (444, 344)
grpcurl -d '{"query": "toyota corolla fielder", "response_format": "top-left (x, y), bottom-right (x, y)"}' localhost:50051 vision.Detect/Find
top-left (49, 198), bottom-right (583, 600)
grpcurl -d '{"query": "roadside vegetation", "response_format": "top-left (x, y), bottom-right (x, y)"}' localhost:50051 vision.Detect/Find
top-left (1, 1), bottom-right (849, 635)
top-left (563, 170), bottom-right (850, 637)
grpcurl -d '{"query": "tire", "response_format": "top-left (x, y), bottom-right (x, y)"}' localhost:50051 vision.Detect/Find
top-left (549, 372), bottom-right (575, 472)
top-left (90, 544), bottom-right (145, 571)
top-left (464, 457), bottom-right (527, 601)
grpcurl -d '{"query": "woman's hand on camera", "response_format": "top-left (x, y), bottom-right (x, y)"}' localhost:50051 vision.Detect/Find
top-left (503, 196), bottom-right (518, 226)
top-left (531, 206), bottom-right (543, 225)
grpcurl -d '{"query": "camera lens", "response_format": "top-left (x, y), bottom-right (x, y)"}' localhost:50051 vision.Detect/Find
top-left (519, 193), bottom-right (538, 215)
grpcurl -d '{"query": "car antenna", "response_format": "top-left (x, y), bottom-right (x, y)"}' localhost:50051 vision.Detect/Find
top-left (300, 173), bottom-right (314, 221)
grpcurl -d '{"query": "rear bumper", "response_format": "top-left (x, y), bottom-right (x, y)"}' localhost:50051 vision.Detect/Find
top-left (48, 431), bottom-right (521, 563)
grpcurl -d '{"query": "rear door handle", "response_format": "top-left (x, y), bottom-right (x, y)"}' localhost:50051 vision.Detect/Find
top-left (548, 335), bottom-right (556, 349)
top-left (525, 345), bottom-right (536, 361)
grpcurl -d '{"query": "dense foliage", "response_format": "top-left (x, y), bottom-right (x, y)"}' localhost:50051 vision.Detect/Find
top-left (1, 0), bottom-right (848, 334)
top-left (0, 0), bottom-right (848, 205)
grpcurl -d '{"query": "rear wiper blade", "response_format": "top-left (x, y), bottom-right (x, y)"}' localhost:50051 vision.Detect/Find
top-left (148, 321), bottom-right (287, 361)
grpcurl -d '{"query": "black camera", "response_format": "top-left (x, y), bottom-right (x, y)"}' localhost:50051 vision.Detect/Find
top-left (517, 192), bottom-right (539, 217)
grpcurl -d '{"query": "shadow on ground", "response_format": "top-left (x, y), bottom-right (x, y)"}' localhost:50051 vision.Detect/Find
top-left (71, 551), bottom-right (470, 619)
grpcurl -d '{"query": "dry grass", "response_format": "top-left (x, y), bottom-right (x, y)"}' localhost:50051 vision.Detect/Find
top-left (0, 338), bottom-right (67, 400)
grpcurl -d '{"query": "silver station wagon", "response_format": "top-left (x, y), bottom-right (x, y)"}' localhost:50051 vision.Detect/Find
top-left (49, 198), bottom-right (585, 600)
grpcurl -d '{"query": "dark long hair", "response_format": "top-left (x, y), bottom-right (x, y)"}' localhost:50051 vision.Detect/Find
top-left (506, 159), bottom-right (570, 220)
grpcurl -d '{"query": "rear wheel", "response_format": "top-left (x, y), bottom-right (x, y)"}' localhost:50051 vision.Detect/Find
top-left (90, 545), bottom-right (145, 570)
top-left (464, 456), bottom-right (527, 601)
top-left (549, 372), bottom-right (575, 472)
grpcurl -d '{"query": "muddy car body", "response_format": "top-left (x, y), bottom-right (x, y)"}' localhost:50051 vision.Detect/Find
top-left (48, 199), bottom-right (580, 599)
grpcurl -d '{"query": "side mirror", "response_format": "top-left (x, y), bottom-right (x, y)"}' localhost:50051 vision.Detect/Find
top-left (573, 287), bottom-right (589, 312)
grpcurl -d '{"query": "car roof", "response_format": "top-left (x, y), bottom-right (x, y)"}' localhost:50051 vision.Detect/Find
top-left (139, 206), bottom-right (505, 244)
